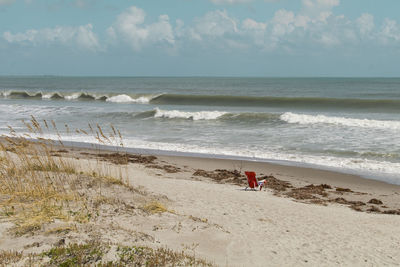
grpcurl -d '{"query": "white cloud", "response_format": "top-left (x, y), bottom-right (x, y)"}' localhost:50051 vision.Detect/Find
top-left (242, 19), bottom-right (267, 31)
top-left (242, 19), bottom-right (267, 47)
top-left (381, 18), bottom-right (400, 43)
top-left (357, 13), bottom-right (374, 36)
top-left (192, 10), bottom-right (238, 38)
top-left (188, 1), bottom-right (341, 51)
top-left (103, 2), bottom-right (399, 53)
top-left (301, 0), bottom-right (339, 17)
top-left (294, 15), bottom-right (311, 28)
top-left (318, 32), bottom-right (340, 46)
top-left (108, 6), bottom-right (175, 51)
top-left (271, 9), bottom-right (296, 36)
top-left (3, 30), bottom-right (37, 43)
top-left (75, 24), bottom-right (100, 50)
top-left (0, 0), bottom-right (15, 5)
top-left (231, 0), bottom-right (360, 51)
top-left (266, 8), bottom-right (313, 49)
top-left (187, 5), bottom-right (347, 51)
top-left (270, 8), bottom-right (310, 33)
top-left (3, 1), bottom-right (400, 56)
top-left (185, 10), bottom-right (244, 50)
top-left (3, 24), bottom-right (100, 51)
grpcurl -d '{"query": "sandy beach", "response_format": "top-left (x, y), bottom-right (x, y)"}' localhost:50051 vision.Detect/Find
top-left (3, 1), bottom-right (400, 266)
top-left (1, 139), bottom-right (399, 266)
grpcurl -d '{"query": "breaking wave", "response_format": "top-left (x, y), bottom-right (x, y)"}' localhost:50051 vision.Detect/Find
top-left (3, 91), bottom-right (400, 111)
top-left (0, 91), bottom-right (159, 104)
top-left (153, 108), bottom-right (227, 120)
top-left (128, 108), bottom-right (281, 122)
top-left (280, 112), bottom-right (400, 130)
top-left (106, 94), bottom-right (153, 103)
top-left (106, 109), bottom-right (400, 129)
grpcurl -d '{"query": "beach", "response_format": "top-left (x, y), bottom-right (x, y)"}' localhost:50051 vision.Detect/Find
top-left (1, 77), bottom-right (400, 265)
top-left (3, 0), bottom-right (400, 265)
top-left (1, 139), bottom-right (399, 266)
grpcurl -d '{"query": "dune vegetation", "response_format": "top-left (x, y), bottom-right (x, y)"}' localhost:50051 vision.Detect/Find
top-left (0, 117), bottom-right (212, 266)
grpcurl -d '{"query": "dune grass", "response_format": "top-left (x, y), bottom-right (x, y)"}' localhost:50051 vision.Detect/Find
top-left (38, 241), bottom-right (213, 266)
top-left (0, 250), bottom-right (23, 266)
top-left (0, 118), bottom-right (214, 266)
top-left (141, 201), bottom-right (169, 214)
top-left (0, 118), bottom-right (128, 235)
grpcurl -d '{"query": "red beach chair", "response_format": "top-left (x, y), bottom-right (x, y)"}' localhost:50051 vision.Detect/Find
top-left (245, 171), bottom-right (266, 191)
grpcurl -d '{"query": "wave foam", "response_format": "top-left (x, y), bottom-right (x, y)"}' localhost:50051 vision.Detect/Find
top-left (280, 112), bottom-right (400, 130)
top-left (42, 93), bottom-right (53, 99)
top-left (64, 93), bottom-right (81, 100)
top-left (106, 94), bottom-right (151, 103)
top-left (154, 108), bottom-right (227, 120)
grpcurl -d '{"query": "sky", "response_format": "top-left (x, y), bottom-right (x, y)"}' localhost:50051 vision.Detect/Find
top-left (1, 0), bottom-right (400, 77)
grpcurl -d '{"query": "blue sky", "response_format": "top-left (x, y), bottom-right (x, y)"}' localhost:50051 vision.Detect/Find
top-left (1, 0), bottom-right (400, 76)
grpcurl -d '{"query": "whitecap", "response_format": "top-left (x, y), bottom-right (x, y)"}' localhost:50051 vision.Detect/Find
top-left (106, 94), bottom-right (151, 104)
top-left (64, 93), bottom-right (81, 100)
top-left (42, 93), bottom-right (53, 99)
top-left (280, 112), bottom-right (400, 130)
top-left (153, 108), bottom-right (227, 120)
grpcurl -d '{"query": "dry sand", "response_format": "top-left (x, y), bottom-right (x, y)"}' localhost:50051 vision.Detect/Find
top-left (1, 146), bottom-right (400, 266)
top-left (122, 155), bottom-right (400, 266)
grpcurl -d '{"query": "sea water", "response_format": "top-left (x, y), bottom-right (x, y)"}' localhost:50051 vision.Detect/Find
top-left (1, 76), bottom-right (400, 183)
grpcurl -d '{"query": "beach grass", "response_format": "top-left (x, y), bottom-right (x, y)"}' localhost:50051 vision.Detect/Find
top-left (38, 242), bottom-right (213, 266)
top-left (0, 117), bottom-right (212, 266)
top-left (0, 118), bottom-right (128, 233)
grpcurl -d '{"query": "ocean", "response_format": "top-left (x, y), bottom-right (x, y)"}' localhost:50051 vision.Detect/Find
top-left (1, 76), bottom-right (400, 184)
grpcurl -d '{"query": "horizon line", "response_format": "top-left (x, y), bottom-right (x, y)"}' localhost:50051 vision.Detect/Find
top-left (1, 75), bottom-right (400, 79)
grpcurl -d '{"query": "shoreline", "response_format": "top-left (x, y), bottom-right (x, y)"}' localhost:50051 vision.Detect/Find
top-left (27, 139), bottom-right (400, 188)
top-left (57, 139), bottom-right (400, 187)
